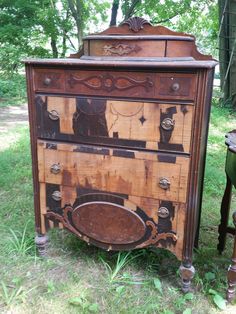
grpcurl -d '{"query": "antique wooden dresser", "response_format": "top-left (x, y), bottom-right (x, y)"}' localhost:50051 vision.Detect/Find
top-left (25, 17), bottom-right (217, 291)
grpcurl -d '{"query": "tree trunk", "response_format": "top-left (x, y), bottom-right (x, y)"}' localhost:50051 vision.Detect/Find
top-left (51, 38), bottom-right (58, 58)
top-left (229, 0), bottom-right (236, 108)
top-left (219, 0), bottom-right (236, 107)
top-left (68, 0), bottom-right (84, 50)
top-left (110, 0), bottom-right (120, 26)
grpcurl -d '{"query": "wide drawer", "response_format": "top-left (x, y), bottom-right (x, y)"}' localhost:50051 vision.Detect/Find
top-left (37, 140), bottom-right (190, 203)
top-left (36, 95), bottom-right (194, 153)
top-left (39, 181), bottom-right (186, 258)
top-left (33, 69), bottom-right (197, 101)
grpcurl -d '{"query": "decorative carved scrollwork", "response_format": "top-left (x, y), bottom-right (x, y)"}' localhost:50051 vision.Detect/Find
top-left (46, 206), bottom-right (177, 249)
top-left (46, 206), bottom-right (85, 240)
top-left (136, 221), bottom-right (177, 248)
top-left (121, 17), bottom-right (152, 32)
top-left (103, 43), bottom-right (142, 56)
top-left (68, 73), bottom-right (154, 92)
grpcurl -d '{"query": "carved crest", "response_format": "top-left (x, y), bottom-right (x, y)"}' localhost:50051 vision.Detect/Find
top-left (121, 17), bottom-right (152, 32)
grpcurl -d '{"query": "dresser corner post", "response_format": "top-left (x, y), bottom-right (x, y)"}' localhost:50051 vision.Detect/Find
top-left (179, 261), bottom-right (195, 293)
top-left (35, 233), bottom-right (49, 257)
top-left (226, 211), bottom-right (236, 302)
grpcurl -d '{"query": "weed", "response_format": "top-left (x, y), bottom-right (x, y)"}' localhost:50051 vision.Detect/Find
top-left (100, 251), bottom-right (144, 283)
top-left (7, 222), bottom-right (34, 256)
top-left (0, 281), bottom-right (35, 307)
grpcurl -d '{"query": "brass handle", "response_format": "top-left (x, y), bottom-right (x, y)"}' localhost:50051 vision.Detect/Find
top-left (44, 77), bottom-right (52, 86)
top-left (52, 191), bottom-right (61, 201)
top-left (161, 118), bottom-right (175, 131)
top-left (48, 110), bottom-right (59, 121)
top-left (171, 82), bottom-right (180, 91)
top-left (159, 177), bottom-right (170, 190)
top-left (50, 163), bottom-right (61, 174)
top-left (158, 207), bottom-right (170, 218)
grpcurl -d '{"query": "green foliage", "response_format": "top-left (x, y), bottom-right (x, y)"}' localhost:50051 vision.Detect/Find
top-left (68, 290), bottom-right (99, 312)
top-left (0, 0), bottom-right (218, 75)
top-left (119, 0), bottom-right (218, 57)
top-left (0, 74), bottom-right (26, 105)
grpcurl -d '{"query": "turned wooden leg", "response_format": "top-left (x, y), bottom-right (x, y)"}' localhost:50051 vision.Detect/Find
top-left (35, 233), bottom-right (49, 257)
top-left (179, 263), bottom-right (195, 293)
top-left (227, 212), bottom-right (236, 302)
top-left (218, 174), bottom-right (232, 253)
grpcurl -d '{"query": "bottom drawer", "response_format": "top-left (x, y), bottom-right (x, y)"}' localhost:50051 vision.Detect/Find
top-left (39, 183), bottom-right (186, 260)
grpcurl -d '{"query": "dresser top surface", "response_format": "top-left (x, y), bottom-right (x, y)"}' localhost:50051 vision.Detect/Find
top-left (23, 57), bottom-right (217, 69)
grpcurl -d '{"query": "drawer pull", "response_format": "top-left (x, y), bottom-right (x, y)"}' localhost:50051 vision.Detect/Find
top-left (50, 163), bottom-right (61, 174)
top-left (44, 77), bottom-right (52, 86)
top-left (161, 118), bottom-right (175, 131)
top-left (171, 82), bottom-right (180, 91)
top-left (158, 207), bottom-right (170, 219)
top-left (48, 110), bottom-right (59, 121)
top-left (52, 191), bottom-right (61, 201)
top-left (159, 177), bottom-right (170, 190)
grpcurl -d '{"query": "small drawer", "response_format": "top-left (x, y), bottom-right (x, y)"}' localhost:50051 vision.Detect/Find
top-left (156, 73), bottom-right (197, 100)
top-left (34, 69), bottom-right (65, 93)
top-left (87, 39), bottom-right (166, 57)
top-left (38, 140), bottom-right (190, 203)
top-left (35, 95), bottom-right (194, 154)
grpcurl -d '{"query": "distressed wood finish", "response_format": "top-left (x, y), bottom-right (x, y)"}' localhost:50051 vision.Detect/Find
top-left (38, 140), bottom-right (190, 203)
top-left (36, 96), bottom-right (194, 153)
top-left (39, 182), bottom-right (186, 259)
top-left (25, 17), bottom-right (216, 291)
top-left (33, 69), bottom-right (197, 101)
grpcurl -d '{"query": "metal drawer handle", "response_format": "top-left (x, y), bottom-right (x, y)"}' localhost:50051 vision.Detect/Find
top-left (50, 163), bottom-right (61, 174)
top-left (44, 77), bottom-right (52, 86)
top-left (161, 118), bottom-right (175, 131)
top-left (48, 110), bottom-right (59, 121)
top-left (52, 191), bottom-right (61, 201)
top-left (171, 82), bottom-right (180, 91)
top-left (159, 177), bottom-right (170, 190)
top-left (158, 207), bottom-right (170, 218)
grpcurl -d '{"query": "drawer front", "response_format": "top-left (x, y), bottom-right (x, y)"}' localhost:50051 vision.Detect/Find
top-left (38, 140), bottom-right (190, 203)
top-left (34, 69), bottom-right (65, 93)
top-left (34, 69), bottom-right (197, 101)
top-left (39, 182), bottom-right (186, 259)
top-left (36, 95), bottom-right (194, 153)
top-left (87, 39), bottom-right (166, 58)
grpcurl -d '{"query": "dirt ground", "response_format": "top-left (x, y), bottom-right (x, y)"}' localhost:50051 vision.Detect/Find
top-left (0, 104), bottom-right (29, 150)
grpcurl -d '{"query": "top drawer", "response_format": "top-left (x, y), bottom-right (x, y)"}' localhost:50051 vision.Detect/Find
top-left (33, 69), bottom-right (197, 101)
top-left (35, 95), bottom-right (193, 154)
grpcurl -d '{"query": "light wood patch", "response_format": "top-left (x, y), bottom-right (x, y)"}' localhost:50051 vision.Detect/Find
top-left (38, 140), bottom-right (189, 203)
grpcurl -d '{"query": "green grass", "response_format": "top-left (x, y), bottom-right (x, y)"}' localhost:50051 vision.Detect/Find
top-left (0, 104), bottom-right (236, 313)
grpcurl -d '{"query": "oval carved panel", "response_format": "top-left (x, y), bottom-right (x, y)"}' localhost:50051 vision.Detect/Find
top-left (71, 201), bottom-right (146, 245)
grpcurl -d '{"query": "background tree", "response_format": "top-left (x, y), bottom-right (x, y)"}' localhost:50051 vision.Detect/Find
top-left (218, 0), bottom-right (236, 107)
top-left (0, 0), bottom-right (218, 76)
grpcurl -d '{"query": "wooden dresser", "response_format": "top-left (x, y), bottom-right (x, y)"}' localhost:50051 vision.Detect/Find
top-left (25, 17), bottom-right (217, 291)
